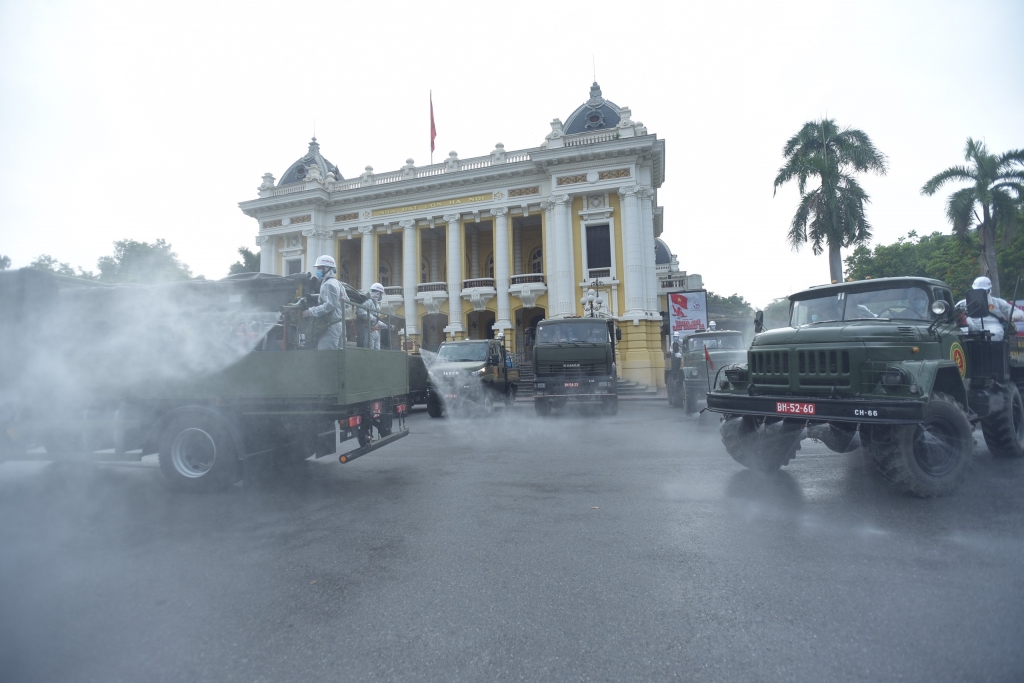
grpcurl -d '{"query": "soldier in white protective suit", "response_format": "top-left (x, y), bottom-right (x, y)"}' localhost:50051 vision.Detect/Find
top-left (357, 283), bottom-right (386, 349)
top-left (956, 276), bottom-right (1023, 341)
top-left (302, 255), bottom-right (348, 350)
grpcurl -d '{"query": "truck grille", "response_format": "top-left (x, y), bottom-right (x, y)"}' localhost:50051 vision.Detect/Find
top-left (749, 349), bottom-right (853, 389)
top-left (535, 361), bottom-right (604, 377)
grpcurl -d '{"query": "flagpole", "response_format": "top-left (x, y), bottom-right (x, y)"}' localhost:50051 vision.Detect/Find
top-left (430, 90), bottom-right (434, 165)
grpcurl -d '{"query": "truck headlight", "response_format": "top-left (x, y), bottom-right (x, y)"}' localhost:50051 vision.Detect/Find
top-left (473, 367), bottom-right (487, 377)
top-left (689, 368), bottom-right (699, 378)
top-left (881, 367), bottom-right (906, 386)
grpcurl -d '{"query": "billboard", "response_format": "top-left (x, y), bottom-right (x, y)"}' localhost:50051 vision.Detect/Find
top-left (668, 290), bottom-right (708, 338)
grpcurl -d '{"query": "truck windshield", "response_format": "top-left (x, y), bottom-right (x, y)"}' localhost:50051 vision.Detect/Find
top-left (536, 322), bottom-right (609, 344)
top-left (688, 335), bottom-right (744, 351)
top-left (790, 286), bottom-right (934, 326)
top-left (436, 343), bottom-right (488, 362)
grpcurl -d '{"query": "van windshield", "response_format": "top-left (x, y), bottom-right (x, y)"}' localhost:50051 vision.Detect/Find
top-left (536, 322), bottom-right (609, 344)
top-left (688, 335), bottom-right (745, 351)
top-left (436, 343), bottom-right (488, 362)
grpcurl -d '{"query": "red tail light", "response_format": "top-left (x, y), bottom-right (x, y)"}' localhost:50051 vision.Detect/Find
top-left (347, 415), bottom-right (362, 428)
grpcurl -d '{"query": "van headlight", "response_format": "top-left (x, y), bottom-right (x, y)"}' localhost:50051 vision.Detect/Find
top-left (473, 367), bottom-right (487, 377)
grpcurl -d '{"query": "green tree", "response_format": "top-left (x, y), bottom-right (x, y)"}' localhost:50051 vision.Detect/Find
top-left (29, 254), bottom-right (97, 279)
top-left (0, 255), bottom-right (10, 270)
top-left (774, 118), bottom-right (888, 283)
top-left (228, 246), bottom-right (261, 275)
top-left (921, 138), bottom-right (1024, 297)
top-left (97, 239), bottom-right (192, 283)
top-left (762, 297), bottom-right (790, 330)
top-left (706, 292), bottom-right (754, 317)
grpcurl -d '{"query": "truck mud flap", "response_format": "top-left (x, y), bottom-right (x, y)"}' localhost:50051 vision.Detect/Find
top-left (339, 428), bottom-right (409, 464)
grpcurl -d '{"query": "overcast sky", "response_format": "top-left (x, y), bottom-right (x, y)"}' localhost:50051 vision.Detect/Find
top-left (1, 0), bottom-right (1021, 306)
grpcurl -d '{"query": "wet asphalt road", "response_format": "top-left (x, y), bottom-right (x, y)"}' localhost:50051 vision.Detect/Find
top-left (1, 403), bottom-right (1023, 683)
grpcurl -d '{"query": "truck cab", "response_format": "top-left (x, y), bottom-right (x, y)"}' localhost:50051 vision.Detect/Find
top-left (667, 330), bottom-right (747, 413)
top-left (531, 317), bottom-right (619, 416)
top-left (426, 338), bottom-right (519, 417)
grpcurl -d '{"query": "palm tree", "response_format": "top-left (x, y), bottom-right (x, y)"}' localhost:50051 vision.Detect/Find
top-left (921, 139), bottom-right (1024, 297)
top-left (774, 119), bottom-right (888, 283)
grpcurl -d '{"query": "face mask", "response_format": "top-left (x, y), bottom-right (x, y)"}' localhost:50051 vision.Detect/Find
top-left (314, 269), bottom-right (325, 280)
top-left (371, 292), bottom-right (381, 301)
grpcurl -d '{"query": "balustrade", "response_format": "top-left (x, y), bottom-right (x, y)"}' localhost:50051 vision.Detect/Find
top-left (462, 278), bottom-right (495, 290)
top-left (510, 274), bottom-right (545, 285)
top-left (416, 282), bottom-right (448, 293)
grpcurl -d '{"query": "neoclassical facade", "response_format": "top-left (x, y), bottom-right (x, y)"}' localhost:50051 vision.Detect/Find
top-left (240, 83), bottom-right (669, 387)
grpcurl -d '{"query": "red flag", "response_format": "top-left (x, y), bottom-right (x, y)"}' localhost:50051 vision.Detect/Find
top-left (704, 344), bottom-right (714, 372)
top-left (430, 91), bottom-right (437, 153)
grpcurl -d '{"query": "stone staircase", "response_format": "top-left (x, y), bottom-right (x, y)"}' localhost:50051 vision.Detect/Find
top-left (514, 366), bottom-right (661, 402)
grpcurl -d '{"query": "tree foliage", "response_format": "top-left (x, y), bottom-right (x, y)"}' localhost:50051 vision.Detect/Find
top-left (0, 255), bottom-right (10, 270)
top-left (774, 118), bottom-right (888, 283)
top-left (762, 297), bottom-right (791, 330)
top-left (920, 138), bottom-right (1024, 297)
top-left (29, 254), bottom-right (97, 280)
top-left (844, 228), bottom-right (1024, 302)
top-left (228, 246), bottom-right (261, 275)
top-left (97, 239), bottom-right (193, 283)
top-left (707, 291), bottom-right (754, 318)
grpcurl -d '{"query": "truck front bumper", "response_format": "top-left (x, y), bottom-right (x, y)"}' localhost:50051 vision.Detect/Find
top-left (534, 377), bottom-right (615, 402)
top-left (705, 392), bottom-right (925, 424)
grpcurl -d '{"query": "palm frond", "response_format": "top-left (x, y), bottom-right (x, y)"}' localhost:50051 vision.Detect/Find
top-left (945, 187), bottom-right (977, 236)
top-left (921, 166), bottom-right (975, 195)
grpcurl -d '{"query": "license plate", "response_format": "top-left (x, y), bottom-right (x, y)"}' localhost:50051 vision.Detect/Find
top-left (564, 382), bottom-right (580, 388)
top-left (776, 401), bottom-right (816, 415)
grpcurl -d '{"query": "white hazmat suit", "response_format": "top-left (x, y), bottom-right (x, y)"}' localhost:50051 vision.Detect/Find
top-left (307, 275), bottom-right (348, 350)
top-left (956, 276), bottom-right (1023, 342)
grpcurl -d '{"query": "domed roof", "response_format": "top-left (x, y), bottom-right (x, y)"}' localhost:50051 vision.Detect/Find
top-left (655, 238), bottom-right (673, 265)
top-left (563, 82), bottom-right (621, 135)
top-left (279, 137), bottom-right (342, 186)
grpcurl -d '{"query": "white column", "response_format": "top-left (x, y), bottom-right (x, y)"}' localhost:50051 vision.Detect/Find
top-left (256, 234), bottom-right (275, 274)
top-left (541, 200), bottom-right (557, 313)
top-left (490, 207), bottom-right (511, 331)
top-left (618, 186), bottom-right (644, 317)
top-left (551, 194), bottom-right (573, 317)
top-left (561, 197), bottom-right (576, 312)
top-left (470, 228), bottom-right (480, 279)
top-left (400, 220), bottom-right (418, 334)
top-left (430, 232), bottom-right (439, 282)
top-left (360, 226), bottom-right (375, 290)
top-left (443, 213), bottom-right (464, 334)
top-left (392, 238), bottom-right (402, 287)
top-left (513, 222), bottom-right (523, 275)
top-left (638, 188), bottom-right (658, 313)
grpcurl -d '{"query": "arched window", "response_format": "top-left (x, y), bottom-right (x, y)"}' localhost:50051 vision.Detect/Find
top-left (486, 253), bottom-right (494, 279)
top-left (530, 248), bottom-right (543, 274)
top-left (378, 261), bottom-right (390, 287)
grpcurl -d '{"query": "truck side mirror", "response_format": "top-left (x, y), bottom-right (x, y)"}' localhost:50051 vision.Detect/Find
top-left (966, 288), bottom-right (988, 319)
top-left (754, 310), bottom-right (765, 333)
top-left (615, 328), bottom-right (622, 341)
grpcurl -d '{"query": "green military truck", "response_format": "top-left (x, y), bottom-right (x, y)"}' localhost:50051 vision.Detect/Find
top-left (706, 276), bottom-right (1024, 497)
top-left (425, 337), bottom-right (519, 417)
top-left (666, 329), bottom-right (747, 413)
top-left (0, 268), bottom-right (410, 492)
top-left (532, 317), bottom-right (620, 416)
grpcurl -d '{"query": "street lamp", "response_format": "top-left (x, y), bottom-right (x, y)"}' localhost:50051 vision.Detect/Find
top-left (580, 282), bottom-right (606, 318)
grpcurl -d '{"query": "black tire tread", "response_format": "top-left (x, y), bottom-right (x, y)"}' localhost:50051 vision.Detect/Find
top-left (720, 415), bottom-right (802, 473)
top-left (980, 384), bottom-right (1024, 459)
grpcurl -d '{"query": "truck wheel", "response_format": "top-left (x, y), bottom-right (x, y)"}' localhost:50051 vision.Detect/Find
top-left (377, 411), bottom-right (394, 437)
top-left (981, 384), bottom-right (1024, 459)
top-left (158, 412), bottom-right (239, 493)
top-left (602, 396), bottom-right (618, 416)
top-left (505, 385), bottom-right (517, 408)
top-left (427, 395), bottom-right (444, 418)
top-left (818, 424), bottom-right (860, 453)
top-left (720, 415), bottom-right (802, 473)
top-left (667, 383), bottom-right (681, 408)
top-left (535, 399), bottom-right (552, 417)
top-left (683, 387), bottom-right (699, 415)
top-left (870, 392), bottom-right (973, 497)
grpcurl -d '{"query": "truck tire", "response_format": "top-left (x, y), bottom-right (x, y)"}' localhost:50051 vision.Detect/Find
top-left (535, 399), bottom-right (552, 417)
top-left (818, 424), bottom-right (860, 453)
top-left (683, 386), bottom-right (700, 415)
top-left (720, 415), bottom-right (802, 473)
top-left (981, 384), bottom-right (1024, 459)
top-left (667, 382), bottom-right (682, 408)
top-left (602, 396), bottom-right (618, 416)
top-left (870, 392), bottom-right (973, 497)
top-left (505, 385), bottom-right (517, 408)
top-left (427, 395), bottom-right (444, 418)
top-left (158, 412), bottom-right (240, 493)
